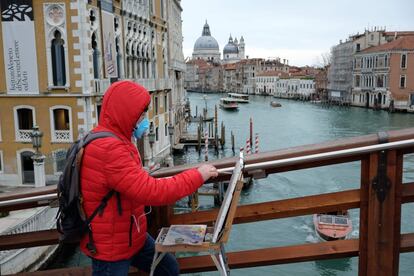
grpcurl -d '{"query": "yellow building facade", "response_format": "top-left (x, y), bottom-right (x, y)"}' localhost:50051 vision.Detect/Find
top-left (0, 0), bottom-right (182, 186)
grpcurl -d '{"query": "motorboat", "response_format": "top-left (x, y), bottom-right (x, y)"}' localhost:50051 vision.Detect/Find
top-left (313, 211), bottom-right (352, 241)
top-left (270, 101), bottom-right (282, 107)
top-left (228, 93), bottom-right (249, 103)
top-left (220, 98), bottom-right (239, 110)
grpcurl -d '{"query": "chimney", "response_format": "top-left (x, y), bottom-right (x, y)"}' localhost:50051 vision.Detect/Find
top-left (283, 58), bottom-right (286, 65)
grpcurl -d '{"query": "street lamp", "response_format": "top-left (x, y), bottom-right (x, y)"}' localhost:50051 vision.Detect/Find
top-left (30, 125), bottom-right (43, 156)
top-left (30, 125), bottom-right (45, 187)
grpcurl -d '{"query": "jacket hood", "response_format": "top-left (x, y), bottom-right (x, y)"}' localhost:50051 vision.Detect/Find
top-left (99, 81), bottom-right (151, 140)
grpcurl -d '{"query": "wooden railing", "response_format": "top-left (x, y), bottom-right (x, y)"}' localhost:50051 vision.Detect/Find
top-left (2, 128), bottom-right (414, 275)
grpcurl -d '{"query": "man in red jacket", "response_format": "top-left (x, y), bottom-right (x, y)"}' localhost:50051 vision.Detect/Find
top-left (80, 80), bottom-right (218, 275)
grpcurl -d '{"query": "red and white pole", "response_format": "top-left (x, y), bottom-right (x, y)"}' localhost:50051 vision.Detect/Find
top-left (255, 133), bottom-right (259, 154)
top-left (245, 138), bottom-right (251, 155)
top-left (204, 130), bottom-right (208, 161)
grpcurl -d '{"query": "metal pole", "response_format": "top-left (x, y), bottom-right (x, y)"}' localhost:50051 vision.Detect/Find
top-left (217, 138), bottom-right (414, 174)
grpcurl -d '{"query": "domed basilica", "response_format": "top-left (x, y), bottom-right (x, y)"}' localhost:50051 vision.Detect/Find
top-left (192, 21), bottom-right (245, 64)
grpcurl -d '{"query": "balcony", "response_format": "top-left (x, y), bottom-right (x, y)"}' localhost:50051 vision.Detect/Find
top-left (171, 59), bottom-right (187, 71)
top-left (52, 130), bottom-right (71, 143)
top-left (135, 78), bottom-right (172, 92)
top-left (16, 129), bottom-right (32, 142)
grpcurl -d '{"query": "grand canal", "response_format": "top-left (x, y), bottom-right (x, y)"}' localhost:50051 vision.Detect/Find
top-left (175, 93), bottom-right (414, 275)
top-left (54, 92), bottom-right (414, 275)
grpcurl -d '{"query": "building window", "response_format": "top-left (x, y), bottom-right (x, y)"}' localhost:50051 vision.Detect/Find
top-left (0, 150), bottom-right (3, 173)
top-left (385, 55), bottom-right (388, 67)
top-left (377, 75), bottom-right (384, 88)
top-left (92, 32), bottom-right (100, 79)
top-left (155, 127), bottom-right (159, 141)
top-left (401, 54), bottom-right (407, 69)
top-left (155, 97), bottom-right (158, 115)
top-left (50, 106), bottom-right (72, 143)
top-left (164, 95), bottom-right (168, 112)
top-left (14, 106), bottom-right (35, 142)
top-left (165, 123), bottom-right (168, 136)
top-left (51, 30), bottom-right (66, 86)
top-left (356, 44), bottom-right (361, 52)
top-left (400, 75), bottom-right (406, 88)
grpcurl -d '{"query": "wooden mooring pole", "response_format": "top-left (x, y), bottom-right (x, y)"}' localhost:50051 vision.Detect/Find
top-left (231, 131), bottom-right (235, 154)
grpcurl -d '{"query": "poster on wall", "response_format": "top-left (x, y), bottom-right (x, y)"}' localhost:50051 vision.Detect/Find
top-left (1, 0), bottom-right (39, 94)
top-left (101, 10), bottom-right (118, 78)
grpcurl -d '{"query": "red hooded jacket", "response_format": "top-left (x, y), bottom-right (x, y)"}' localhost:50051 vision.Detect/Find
top-left (80, 81), bottom-right (204, 261)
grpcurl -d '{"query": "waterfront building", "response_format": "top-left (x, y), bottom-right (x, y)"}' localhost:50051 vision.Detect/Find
top-left (351, 35), bottom-right (414, 111)
top-left (255, 71), bottom-right (285, 95)
top-left (275, 75), bottom-right (316, 99)
top-left (167, 0), bottom-right (187, 147)
top-left (0, 0), bottom-right (183, 186)
top-left (327, 28), bottom-right (414, 104)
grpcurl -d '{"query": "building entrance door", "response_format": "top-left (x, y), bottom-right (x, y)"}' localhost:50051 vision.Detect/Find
top-left (21, 151), bottom-right (34, 184)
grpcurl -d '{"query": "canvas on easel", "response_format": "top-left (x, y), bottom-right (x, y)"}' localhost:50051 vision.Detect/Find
top-left (150, 152), bottom-right (245, 276)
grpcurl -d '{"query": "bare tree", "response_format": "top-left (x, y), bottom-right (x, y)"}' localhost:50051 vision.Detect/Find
top-left (313, 51), bottom-right (332, 68)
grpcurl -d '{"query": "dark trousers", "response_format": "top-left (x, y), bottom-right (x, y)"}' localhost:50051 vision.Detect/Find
top-left (92, 234), bottom-right (179, 276)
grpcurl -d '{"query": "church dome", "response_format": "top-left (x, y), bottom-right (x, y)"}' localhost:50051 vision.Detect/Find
top-left (193, 21), bottom-right (219, 51)
top-left (223, 35), bottom-right (239, 54)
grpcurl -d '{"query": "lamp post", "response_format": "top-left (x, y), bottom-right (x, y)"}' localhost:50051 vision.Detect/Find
top-left (30, 125), bottom-right (45, 187)
top-left (148, 123), bottom-right (156, 167)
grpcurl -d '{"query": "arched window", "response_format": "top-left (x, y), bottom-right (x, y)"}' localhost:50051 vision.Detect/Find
top-left (92, 32), bottom-right (100, 79)
top-left (51, 30), bottom-right (66, 86)
top-left (50, 106), bottom-right (72, 143)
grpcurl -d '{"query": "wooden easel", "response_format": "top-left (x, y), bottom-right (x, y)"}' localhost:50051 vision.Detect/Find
top-left (150, 153), bottom-right (244, 276)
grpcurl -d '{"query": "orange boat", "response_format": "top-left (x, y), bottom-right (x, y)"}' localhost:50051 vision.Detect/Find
top-left (313, 211), bottom-right (352, 241)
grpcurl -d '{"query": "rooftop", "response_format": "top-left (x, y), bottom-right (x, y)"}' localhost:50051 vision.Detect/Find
top-left (361, 35), bottom-right (414, 53)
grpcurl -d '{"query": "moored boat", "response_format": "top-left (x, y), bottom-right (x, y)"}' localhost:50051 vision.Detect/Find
top-left (220, 98), bottom-right (239, 110)
top-left (313, 211), bottom-right (352, 241)
top-left (228, 93), bottom-right (249, 103)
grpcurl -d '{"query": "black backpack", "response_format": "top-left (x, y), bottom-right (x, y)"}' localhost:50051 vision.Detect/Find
top-left (56, 131), bottom-right (122, 255)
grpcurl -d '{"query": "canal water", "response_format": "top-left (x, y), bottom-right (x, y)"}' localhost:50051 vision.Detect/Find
top-left (52, 93), bottom-right (414, 275)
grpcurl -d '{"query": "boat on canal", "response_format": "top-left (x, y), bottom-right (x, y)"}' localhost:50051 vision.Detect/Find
top-left (270, 101), bottom-right (282, 107)
top-left (313, 211), bottom-right (352, 241)
top-left (219, 98), bottom-right (239, 110)
top-left (228, 93), bottom-right (249, 103)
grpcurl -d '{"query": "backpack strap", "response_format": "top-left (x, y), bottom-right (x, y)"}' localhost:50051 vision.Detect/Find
top-left (85, 190), bottom-right (115, 255)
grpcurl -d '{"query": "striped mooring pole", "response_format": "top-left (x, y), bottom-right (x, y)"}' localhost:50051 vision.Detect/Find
top-left (245, 138), bottom-right (251, 155)
top-left (204, 130), bottom-right (208, 161)
top-left (255, 133), bottom-right (259, 154)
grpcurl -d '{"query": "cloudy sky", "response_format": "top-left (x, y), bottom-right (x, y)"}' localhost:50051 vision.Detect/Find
top-left (181, 0), bottom-right (414, 66)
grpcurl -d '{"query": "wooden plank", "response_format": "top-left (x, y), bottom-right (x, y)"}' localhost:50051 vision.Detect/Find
top-left (0, 229), bottom-right (59, 251)
top-left (11, 233), bottom-right (414, 275)
top-left (171, 188), bottom-right (361, 225)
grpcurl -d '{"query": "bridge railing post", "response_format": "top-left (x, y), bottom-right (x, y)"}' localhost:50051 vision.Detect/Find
top-left (359, 149), bottom-right (403, 276)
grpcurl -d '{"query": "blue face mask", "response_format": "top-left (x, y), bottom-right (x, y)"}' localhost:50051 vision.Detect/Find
top-left (133, 118), bottom-right (149, 140)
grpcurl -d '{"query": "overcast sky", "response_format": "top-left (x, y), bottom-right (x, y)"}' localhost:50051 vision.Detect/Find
top-left (181, 0), bottom-right (414, 66)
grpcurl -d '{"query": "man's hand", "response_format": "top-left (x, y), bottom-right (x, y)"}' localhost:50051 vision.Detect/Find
top-left (197, 164), bottom-right (219, 182)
